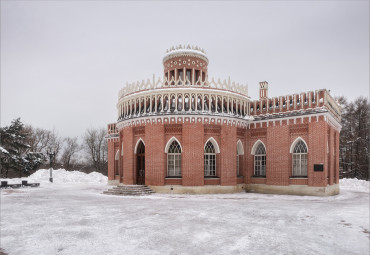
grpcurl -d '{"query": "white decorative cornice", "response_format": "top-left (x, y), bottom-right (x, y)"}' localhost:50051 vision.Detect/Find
top-left (115, 114), bottom-right (253, 131)
top-left (118, 75), bottom-right (249, 99)
top-left (251, 112), bottom-right (342, 132)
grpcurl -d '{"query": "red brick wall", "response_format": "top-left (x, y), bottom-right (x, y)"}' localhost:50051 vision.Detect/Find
top-left (112, 114), bottom-right (339, 188)
top-left (308, 116), bottom-right (328, 187)
top-left (122, 128), bottom-right (134, 185)
top-left (145, 124), bottom-right (165, 185)
top-left (220, 125), bottom-right (237, 185)
top-left (266, 121), bottom-right (290, 186)
top-left (107, 139), bottom-right (116, 181)
top-left (182, 122), bottom-right (204, 186)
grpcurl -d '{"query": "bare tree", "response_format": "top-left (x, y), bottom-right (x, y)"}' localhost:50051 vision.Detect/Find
top-left (49, 129), bottom-right (63, 163)
top-left (25, 126), bottom-right (63, 161)
top-left (83, 128), bottom-right (108, 174)
top-left (61, 137), bottom-right (81, 170)
top-left (339, 96), bottom-right (370, 180)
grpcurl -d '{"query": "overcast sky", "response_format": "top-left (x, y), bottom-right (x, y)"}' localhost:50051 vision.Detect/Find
top-left (1, 0), bottom-right (369, 138)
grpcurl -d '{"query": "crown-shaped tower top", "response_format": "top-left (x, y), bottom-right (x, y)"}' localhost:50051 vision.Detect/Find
top-left (163, 45), bottom-right (208, 85)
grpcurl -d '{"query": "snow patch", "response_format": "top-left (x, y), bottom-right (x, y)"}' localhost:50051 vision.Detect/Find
top-left (340, 178), bottom-right (369, 193)
top-left (1, 169), bottom-right (107, 184)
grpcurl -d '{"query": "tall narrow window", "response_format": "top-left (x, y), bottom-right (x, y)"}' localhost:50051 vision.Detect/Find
top-left (178, 69), bottom-right (183, 81)
top-left (115, 150), bottom-right (120, 175)
top-left (254, 143), bottom-right (266, 177)
top-left (195, 70), bottom-right (200, 83)
top-left (184, 95), bottom-right (189, 111)
top-left (170, 96), bottom-right (175, 112)
top-left (236, 148), bottom-right (240, 176)
top-left (236, 140), bottom-right (244, 177)
top-left (167, 141), bottom-right (182, 177)
top-left (204, 141), bottom-right (216, 176)
top-left (163, 97), bottom-right (168, 112)
top-left (186, 69), bottom-right (191, 84)
top-left (177, 96), bottom-right (182, 111)
top-left (292, 140), bottom-right (308, 176)
top-left (170, 70), bottom-right (175, 85)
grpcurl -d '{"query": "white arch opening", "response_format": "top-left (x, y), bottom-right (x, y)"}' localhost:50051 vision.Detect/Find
top-left (251, 140), bottom-right (266, 155)
top-left (204, 137), bottom-right (220, 153)
top-left (289, 137), bottom-right (308, 153)
top-left (134, 138), bottom-right (145, 154)
top-left (237, 139), bottom-right (244, 155)
top-left (164, 136), bottom-right (183, 153)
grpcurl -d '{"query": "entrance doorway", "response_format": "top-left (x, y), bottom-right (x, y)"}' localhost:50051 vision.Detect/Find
top-left (136, 141), bottom-right (145, 185)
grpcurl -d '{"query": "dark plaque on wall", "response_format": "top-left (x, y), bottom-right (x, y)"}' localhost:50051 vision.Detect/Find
top-left (314, 164), bottom-right (324, 172)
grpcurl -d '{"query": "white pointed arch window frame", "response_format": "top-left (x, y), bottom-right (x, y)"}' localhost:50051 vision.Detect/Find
top-left (114, 150), bottom-right (120, 175)
top-left (115, 150), bottom-right (120, 160)
top-left (165, 137), bottom-right (182, 177)
top-left (134, 138), bottom-right (145, 154)
top-left (290, 137), bottom-right (308, 177)
top-left (204, 137), bottom-right (220, 177)
top-left (251, 140), bottom-right (266, 177)
top-left (236, 140), bottom-right (244, 177)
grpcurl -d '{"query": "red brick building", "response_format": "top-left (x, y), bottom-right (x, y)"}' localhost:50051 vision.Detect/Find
top-left (107, 45), bottom-right (341, 196)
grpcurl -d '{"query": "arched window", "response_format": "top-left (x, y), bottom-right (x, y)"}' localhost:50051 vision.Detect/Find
top-left (236, 140), bottom-right (244, 177)
top-left (167, 141), bottom-right (182, 177)
top-left (114, 150), bottom-right (120, 175)
top-left (204, 141), bottom-right (216, 176)
top-left (254, 143), bottom-right (266, 177)
top-left (292, 140), bottom-right (308, 176)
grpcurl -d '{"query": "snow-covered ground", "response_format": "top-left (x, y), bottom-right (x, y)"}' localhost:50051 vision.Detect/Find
top-left (1, 170), bottom-right (369, 255)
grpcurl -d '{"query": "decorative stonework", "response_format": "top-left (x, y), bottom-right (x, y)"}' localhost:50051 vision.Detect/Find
top-left (251, 128), bottom-right (267, 137)
top-left (165, 124), bottom-right (182, 134)
top-left (290, 124), bottom-right (309, 134)
top-left (237, 128), bottom-right (246, 137)
top-left (118, 75), bottom-right (249, 100)
top-left (133, 126), bottom-right (145, 136)
top-left (163, 45), bottom-right (208, 64)
top-left (116, 115), bottom-right (250, 131)
top-left (204, 125), bottom-right (221, 134)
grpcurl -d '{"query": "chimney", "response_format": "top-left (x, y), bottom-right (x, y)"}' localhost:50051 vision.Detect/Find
top-left (259, 81), bottom-right (268, 99)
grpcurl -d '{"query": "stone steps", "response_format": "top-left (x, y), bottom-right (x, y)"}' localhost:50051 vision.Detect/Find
top-left (103, 185), bottom-right (154, 196)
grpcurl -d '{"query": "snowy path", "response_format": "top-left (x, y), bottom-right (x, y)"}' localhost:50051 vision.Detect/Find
top-left (1, 183), bottom-right (369, 255)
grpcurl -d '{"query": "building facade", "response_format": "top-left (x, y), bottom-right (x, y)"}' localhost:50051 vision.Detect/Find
top-left (107, 46), bottom-right (341, 196)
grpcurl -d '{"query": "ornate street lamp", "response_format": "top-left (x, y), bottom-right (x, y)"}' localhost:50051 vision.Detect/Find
top-left (46, 148), bottom-right (55, 182)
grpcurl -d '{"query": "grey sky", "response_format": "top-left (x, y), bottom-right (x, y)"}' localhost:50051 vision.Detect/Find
top-left (1, 0), bottom-right (369, 138)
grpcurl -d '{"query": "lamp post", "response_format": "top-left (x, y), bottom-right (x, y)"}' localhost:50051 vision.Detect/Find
top-left (46, 148), bottom-right (55, 182)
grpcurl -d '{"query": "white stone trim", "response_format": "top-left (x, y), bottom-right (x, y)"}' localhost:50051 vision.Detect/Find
top-left (116, 114), bottom-right (253, 130)
top-left (134, 138), bottom-right (145, 154)
top-left (252, 112), bottom-right (341, 131)
top-left (289, 137), bottom-right (308, 153)
top-left (251, 139), bottom-right (266, 155)
top-left (164, 136), bottom-right (182, 153)
top-left (204, 137), bottom-right (220, 154)
top-left (237, 139), bottom-right (244, 155)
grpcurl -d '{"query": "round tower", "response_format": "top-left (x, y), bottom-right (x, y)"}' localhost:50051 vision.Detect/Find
top-left (163, 45), bottom-right (208, 85)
